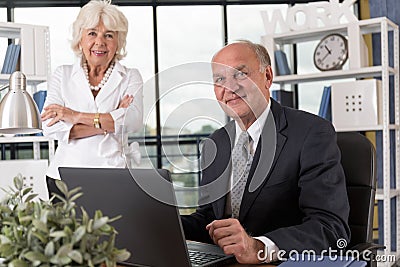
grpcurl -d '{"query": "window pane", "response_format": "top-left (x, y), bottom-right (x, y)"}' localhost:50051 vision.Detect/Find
top-left (228, 4), bottom-right (288, 43)
top-left (228, 4), bottom-right (288, 93)
top-left (157, 5), bottom-right (225, 135)
top-left (119, 7), bottom-right (156, 169)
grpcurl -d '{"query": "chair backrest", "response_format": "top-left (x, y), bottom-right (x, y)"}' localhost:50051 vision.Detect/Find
top-left (336, 132), bottom-right (377, 248)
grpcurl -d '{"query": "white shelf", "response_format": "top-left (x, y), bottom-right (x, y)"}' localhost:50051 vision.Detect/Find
top-left (273, 66), bottom-right (397, 84)
top-left (335, 124), bottom-right (400, 132)
top-left (271, 17), bottom-right (398, 45)
top-left (0, 136), bottom-right (52, 144)
top-left (0, 74), bottom-right (47, 84)
top-left (376, 189), bottom-right (400, 200)
top-left (263, 16), bottom-right (400, 263)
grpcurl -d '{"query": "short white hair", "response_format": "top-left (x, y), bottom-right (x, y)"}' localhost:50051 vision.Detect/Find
top-left (71, 0), bottom-right (128, 61)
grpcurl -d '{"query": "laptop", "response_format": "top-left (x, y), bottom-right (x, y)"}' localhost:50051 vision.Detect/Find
top-left (57, 167), bottom-right (235, 267)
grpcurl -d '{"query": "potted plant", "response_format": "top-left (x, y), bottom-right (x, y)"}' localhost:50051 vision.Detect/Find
top-left (0, 175), bottom-right (130, 267)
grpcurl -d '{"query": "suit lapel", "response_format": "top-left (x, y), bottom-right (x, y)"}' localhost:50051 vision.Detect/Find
top-left (210, 121), bottom-right (235, 219)
top-left (239, 99), bottom-right (288, 221)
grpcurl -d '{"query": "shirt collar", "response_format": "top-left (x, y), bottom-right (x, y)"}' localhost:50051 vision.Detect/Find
top-left (234, 101), bottom-right (271, 152)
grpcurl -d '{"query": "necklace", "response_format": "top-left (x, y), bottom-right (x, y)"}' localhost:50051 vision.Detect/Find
top-left (83, 61), bottom-right (115, 91)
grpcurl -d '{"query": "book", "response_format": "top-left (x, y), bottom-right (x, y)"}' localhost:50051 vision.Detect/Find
top-left (318, 86), bottom-right (331, 121)
top-left (271, 90), bottom-right (294, 108)
top-left (33, 90), bottom-right (47, 113)
top-left (274, 50), bottom-right (291, 75)
top-left (8, 44), bottom-right (21, 74)
top-left (1, 44), bottom-right (13, 74)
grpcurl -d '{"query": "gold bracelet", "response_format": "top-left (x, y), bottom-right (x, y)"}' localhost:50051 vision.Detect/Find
top-left (93, 113), bottom-right (101, 129)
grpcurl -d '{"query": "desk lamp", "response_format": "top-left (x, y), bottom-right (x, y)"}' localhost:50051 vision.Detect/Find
top-left (0, 71), bottom-right (42, 134)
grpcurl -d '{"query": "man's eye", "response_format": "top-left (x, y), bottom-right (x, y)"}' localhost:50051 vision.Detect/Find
top-left (214, 77), bottom-right (225, 84)
top-left (234, 71), bottom-right (247, 79)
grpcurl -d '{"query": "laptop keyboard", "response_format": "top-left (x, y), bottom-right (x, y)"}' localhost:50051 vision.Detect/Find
top-left (188, 249), bottom-right (226, 266)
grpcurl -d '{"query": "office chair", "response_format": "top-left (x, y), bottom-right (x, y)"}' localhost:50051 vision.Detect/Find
top-left (336, 132), bottom-right (385, 267)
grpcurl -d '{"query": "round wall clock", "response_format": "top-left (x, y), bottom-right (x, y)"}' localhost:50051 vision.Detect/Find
top-left (313, 33), bottom-right (348, 71)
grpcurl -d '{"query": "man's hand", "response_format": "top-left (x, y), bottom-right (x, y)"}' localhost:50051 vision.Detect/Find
top-left (206, 218), bottom-right (265, 264)
top-left (41, 104), bottom-right (79, 126)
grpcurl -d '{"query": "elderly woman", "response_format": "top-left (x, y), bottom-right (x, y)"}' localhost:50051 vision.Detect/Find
top-left (41, 0), bottom-right (143, 190)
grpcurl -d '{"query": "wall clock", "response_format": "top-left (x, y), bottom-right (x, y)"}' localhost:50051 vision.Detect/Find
top-left (313, 33), bottom-right (348, 71)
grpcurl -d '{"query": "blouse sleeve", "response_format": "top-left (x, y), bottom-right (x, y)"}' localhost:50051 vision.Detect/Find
top-left (110, 68), bottom-right (144, 134)
top-left (41, 66), bottom-right (74, 144)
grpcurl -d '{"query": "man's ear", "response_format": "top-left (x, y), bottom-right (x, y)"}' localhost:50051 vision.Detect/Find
top-left (265, 65), bottom-right (273, 88)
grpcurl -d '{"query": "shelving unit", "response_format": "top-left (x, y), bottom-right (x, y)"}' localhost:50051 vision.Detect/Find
top-left (262, 17), bottom-right (399, 266)
top-left (0, 22), bottom-right (53, 163)
top-left (0, 22), bottom-right (51, 90)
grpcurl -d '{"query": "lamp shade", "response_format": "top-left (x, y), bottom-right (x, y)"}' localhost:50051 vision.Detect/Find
top-left (0, 71), bottom-right (42, 134)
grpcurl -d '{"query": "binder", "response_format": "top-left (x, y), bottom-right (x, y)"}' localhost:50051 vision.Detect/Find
top-left (274, 50), bottom-right (291, 75)
top-left (1, 44), bottom-right (13, 74)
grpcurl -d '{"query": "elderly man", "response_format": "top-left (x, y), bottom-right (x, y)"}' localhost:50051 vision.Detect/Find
top-left (181, 40), bottom-right (350, 264)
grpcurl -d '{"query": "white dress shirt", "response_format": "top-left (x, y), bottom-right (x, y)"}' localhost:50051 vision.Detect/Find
top-left (233, 101), bottom-right (279, 262)
top-left (42, 59), bottom-right (143, 179)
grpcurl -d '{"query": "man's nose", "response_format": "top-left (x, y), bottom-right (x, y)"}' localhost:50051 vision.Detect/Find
top-left (223, 76), bottom-right (240, 92)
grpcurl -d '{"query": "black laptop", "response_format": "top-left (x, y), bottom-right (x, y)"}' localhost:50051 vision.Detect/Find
top-left (57, 167), bottom-right (235, 267)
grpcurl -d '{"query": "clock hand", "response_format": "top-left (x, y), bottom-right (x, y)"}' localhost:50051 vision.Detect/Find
top-left (324, 45), bottom-right (332, 54)
top-left (321, 52), bottom-right (330, 62)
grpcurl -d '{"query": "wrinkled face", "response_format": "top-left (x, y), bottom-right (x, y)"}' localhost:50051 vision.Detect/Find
top-left (80, 20), bottom-right (118, 68)
top-left (212, 43), bottom-right (272, 127)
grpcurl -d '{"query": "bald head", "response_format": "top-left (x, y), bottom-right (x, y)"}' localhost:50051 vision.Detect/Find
top-left (212, 40), bottom-right (271, 73)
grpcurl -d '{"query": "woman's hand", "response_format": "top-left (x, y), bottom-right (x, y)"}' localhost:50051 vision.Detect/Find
top-left (118, 95), bottom-right (134, 109)
top-left (41, 104), bottom-right (80, 127)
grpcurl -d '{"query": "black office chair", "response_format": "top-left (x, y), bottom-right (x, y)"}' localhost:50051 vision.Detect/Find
top-left (337, 132), bottom-right (385, 267)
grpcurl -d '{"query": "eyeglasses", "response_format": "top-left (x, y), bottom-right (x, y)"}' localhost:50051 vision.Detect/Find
top-left (213, 70), bottom-right (250, 86)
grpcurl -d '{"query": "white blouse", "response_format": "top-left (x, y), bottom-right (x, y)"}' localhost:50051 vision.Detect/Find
top-left (42, 60), bottom-right (143, 179)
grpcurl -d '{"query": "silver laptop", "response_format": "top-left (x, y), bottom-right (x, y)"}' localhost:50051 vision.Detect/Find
top-left (57, 167), bottom-right (235, 267)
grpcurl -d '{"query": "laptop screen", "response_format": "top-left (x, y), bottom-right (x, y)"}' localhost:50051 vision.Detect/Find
top-left (57, 167), bottom-right (191, 267)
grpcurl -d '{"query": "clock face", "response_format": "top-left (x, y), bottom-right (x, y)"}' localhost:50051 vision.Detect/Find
top-left (313, 34), bottom-right (348, 71)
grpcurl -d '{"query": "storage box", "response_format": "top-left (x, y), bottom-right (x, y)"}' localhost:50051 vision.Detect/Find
top-left (0, 159), bottom-right (49, 201)
top-left (331, 79), bottom-right (382, 128)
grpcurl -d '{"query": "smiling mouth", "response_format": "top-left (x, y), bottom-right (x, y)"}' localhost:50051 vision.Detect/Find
top-left (225, 94), bottom-right (246, 104)
top-left (92, 50), bottom-right (107, 56)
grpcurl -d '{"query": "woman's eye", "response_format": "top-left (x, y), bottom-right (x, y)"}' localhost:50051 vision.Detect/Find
top-left (88, 31), bottom-right (96, 36)
top-left (105, 33), bottom-right (114, 39)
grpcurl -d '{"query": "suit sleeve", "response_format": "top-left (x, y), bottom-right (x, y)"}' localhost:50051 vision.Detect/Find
top-left (265, 121), bottom-right (350, 253)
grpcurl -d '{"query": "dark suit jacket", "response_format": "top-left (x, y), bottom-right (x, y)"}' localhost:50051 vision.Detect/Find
top-left (182, 99), bottom-right (350, 254)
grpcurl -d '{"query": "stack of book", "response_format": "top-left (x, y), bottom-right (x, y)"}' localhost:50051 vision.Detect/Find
top-left (1, 43), bottom-right (21, 74)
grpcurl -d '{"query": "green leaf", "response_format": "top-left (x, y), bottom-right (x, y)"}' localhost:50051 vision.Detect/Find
top-left (13, 176), bottom-right (23, 191)
top-left (69, 192), bottom-right (83, 202)
top-left (115, 249), bottom-right (131, 262)
top-left (24, 194), bottom-right (38, 203)
top-left (44, 241), bottom-right (54, 257)
top-left (31, 231), bottom-right (47, 244)
top-left (68, 250), bottom-right (83, 264)
top-left (56, 243), bottom-right (72, 258)
top-left (49, 231), bottom-right (66, 238)
top-left (21, 188), bottom-right (32, 196)
top-left (24, 251), bottom-right (48, 263)
top-left (93, 217), bottom-right (108, 230)
top-left (72, 226), bottom-right (85, 243)
top-left (32, 219), bottom-right (48, 233)
top-left (8, 259), bottom-right (28, 267)
top-left (54, 180), bottom-right (68, 197)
